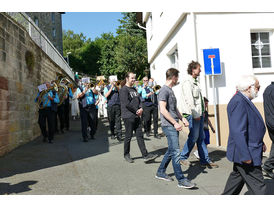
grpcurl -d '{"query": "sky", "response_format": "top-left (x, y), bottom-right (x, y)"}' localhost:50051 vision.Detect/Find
top-left (62, 12), bottom-right (124, 41)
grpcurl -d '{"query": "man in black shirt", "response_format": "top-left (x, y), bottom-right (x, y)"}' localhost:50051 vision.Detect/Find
top-left (262, 82), bottom-right (274, 179)
top-left (119, 72), bottom-right (157, 163)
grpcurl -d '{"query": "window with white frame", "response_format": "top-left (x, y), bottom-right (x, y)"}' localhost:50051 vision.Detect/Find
top-left (169, 49), bottom-right (178, 68)
top-left (250, 32), bottom-right (272, 68)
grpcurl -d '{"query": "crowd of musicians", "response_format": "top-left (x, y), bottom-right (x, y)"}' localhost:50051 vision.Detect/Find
top-left (35, 74), bottom-right (161, 148)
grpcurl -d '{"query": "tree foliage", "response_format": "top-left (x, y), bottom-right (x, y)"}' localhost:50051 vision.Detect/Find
top-left (63, 12), bottom-right (149, 79)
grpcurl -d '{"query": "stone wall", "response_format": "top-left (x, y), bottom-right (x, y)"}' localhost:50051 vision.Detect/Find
top-left (0, 13), bottom-right (67, 156)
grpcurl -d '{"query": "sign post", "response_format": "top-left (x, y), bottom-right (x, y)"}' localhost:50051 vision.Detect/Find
top-left (203, 48), bottom-right (221, 147)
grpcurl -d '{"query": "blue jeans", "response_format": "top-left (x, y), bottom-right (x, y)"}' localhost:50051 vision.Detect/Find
top-left (157, 126), bottom-right (186, 182)
top-left (180, 115), bottom-right (211, 164)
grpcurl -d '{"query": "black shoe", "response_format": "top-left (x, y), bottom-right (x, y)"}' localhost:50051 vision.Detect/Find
top-left (124, 155), bottom-right (134, 163)
top-left (146, 132), bottom-right (150, 137)
top-left (263, 167), bottom-right (274, 178)
top-left (48, 140), bottom-right (53, 144)
top-left (154, 134), bottom-right (161, 139)
top-left (61, 130), bottom-right (64, 134)
top-left (43, 137), bottom-right (47, 142)
top-left (90, 135), bottom-right (95, 140)
top-left (143, 153), bottom-right (157, 162)
top-left (117, 136), bottom-right (123, 142)
top-left (111, 135), bottom-right (116, 139)
top-left (66, 128), bottom-right (69, 131)
top-left (83, 138), bottom-right (88, 142)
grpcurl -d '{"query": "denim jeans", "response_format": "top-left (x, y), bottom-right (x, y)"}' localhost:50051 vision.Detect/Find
top-left (180, 115), bottom-right (211, 164)
top-left (157, 126), bottom-right (186, 182)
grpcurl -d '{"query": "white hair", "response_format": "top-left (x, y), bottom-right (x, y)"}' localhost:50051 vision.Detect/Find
top-left (236, 75), bottom-right (258, 92)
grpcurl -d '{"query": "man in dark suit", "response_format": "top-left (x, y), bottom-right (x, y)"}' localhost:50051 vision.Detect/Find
top-left (262, 82), bottom-right (274, 179)
top-left (222, 75), bottom-right (267, 195)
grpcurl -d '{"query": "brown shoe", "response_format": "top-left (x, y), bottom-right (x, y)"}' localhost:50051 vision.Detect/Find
top-left (201, 162), bottom-right (219, 168)
top-left (180, 159), bottom-right (191, 166)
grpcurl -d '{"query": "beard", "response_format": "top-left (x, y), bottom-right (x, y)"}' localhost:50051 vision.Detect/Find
top-left (250, 86), bottom-right (258, 99)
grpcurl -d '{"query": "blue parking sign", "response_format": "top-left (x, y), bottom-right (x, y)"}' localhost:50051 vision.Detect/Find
top-left (203, 48), bottom-right (221, 75)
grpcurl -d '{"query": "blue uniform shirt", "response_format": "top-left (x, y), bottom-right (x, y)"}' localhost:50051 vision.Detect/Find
top-left (76, 86), bottom-right (95, 106)
top-left (35, 90), bottom-right (60, 108)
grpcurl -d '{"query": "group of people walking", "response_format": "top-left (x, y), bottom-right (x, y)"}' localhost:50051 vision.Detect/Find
top-left (35, 60), bottom-right (274, 194)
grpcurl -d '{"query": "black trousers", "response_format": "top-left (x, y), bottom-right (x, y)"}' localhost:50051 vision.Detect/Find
top-left (263, 142), bottom-right (274, 171)
top-left (222, 163), bottom-right (266, 195)
top-left (64, 103), bottom-right (70, 130)
top-left (143, 104), bottom-right (158, 135)
top-left (95, 108), bottom-right (98, 131)
top-left (55, 104), bottom-right (65, 132)
top-left (107, 104), bottom-right (122, 137)
top-left (123, 117), bottom-right (148, 157)
top-left (80, 104), bottom-right (97, 140)
top-left (38, 108), bottom-right (55, 141)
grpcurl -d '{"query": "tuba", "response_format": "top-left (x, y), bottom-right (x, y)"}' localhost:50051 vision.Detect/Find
top-left (37, 82), bottom-right (58, 109)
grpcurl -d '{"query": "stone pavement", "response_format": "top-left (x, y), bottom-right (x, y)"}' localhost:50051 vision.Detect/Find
top-left (0, 117), bottom-right (273, 195)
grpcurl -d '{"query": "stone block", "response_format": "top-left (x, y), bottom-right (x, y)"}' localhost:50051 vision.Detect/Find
top-left (0, 50), bottom-right (6, 62)
top-left (0, 134), bottom-right (9, 147)
top-left (0, 36), bottom-right (5, 50)
top-left (0, 76), bottom-right (8, 90)
top-left (19, 34), bottom-right (25, 44)
top-left (0, 110), bottom-right (8, 120)
top-left (0, 89), bottom-right (8, 101)
top-left (0, 14), bottom-right (7, 28)
top-left (0, 100), bottom-right (8, 111)
top-left (0, 27), bottom-right (4, 38)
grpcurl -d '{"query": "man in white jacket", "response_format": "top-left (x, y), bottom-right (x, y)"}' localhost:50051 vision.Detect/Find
top-left (180, 61), bottom-right (218, 168)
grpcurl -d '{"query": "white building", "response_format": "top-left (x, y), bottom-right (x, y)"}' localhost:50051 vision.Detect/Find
top-left (143, 12), bottom-right (274, 151)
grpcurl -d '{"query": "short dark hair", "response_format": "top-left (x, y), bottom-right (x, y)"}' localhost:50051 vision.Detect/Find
top-left (125, 72), bottom-right (134, 79)
top-left (166, 68), bottom-right (179, 80)
top-left (204, 97), bottom-right (209, 102)
top-left (187, 61), bottom-right (201, 75)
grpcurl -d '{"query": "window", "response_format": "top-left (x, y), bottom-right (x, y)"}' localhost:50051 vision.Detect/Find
top-left (250, 32), bottom-right (272, 68)
top-left (51, 13), bottom-right (55, 23)
top-left (52, 28), bottom-right (56, 38)
top-left (34, 17), bottom-right (39, 26)
top-left (169, 49), bottom-right (178, 68)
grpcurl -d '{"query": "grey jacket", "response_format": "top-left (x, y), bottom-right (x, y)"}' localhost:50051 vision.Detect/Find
top-left (181, 74), bottom-right (204, 119)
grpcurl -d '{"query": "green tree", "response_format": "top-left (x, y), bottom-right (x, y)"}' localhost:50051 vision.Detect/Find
top-left (117, 12), bottom-right (146, 38)
top-left (114, 34), bottom-right (148, 79)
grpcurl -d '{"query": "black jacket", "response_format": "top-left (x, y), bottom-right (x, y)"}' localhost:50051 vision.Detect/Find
top-left (263, 82), bottom-right (274, 142)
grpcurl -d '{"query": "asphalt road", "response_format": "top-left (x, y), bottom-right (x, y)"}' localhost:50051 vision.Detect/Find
top-left (0, 117), bottom-right (273, 195)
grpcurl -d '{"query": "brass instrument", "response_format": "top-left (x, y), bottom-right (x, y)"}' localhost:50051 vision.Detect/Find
top-left (153, 85), bottom-right (161, 93)
top-left (37, 82), bottom-right (58, 109)
top-left (115, 80), bottom-right (121, 87)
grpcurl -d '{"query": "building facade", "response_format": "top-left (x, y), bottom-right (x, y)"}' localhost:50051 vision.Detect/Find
top-left (26, 12), bottom-right (64, 55)
top-left (143, 12), bottom-right (274, 153)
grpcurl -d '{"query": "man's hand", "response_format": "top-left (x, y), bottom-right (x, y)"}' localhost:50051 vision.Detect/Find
top-left (136, 108), bottom-right (143, 117)
top-left (243, 160), bottom-right (252, 164)
top-left (48, 95), bottom-right (53, 101)
top-left (182, 118), bottom-right (189, 127)
top-left (263, 143), bottom-right (267, 153)
top-left (174, 122), bottom-right (182, 131)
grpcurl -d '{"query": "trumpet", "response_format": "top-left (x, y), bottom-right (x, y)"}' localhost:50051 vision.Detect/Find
top-left (153, 85), bottom-right (161, 93)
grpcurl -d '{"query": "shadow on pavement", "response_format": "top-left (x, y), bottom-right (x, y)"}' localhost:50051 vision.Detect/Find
top-left (0, 118), bottom-right (113, 178)
top-left (0, 181), bottom-right (37, 195)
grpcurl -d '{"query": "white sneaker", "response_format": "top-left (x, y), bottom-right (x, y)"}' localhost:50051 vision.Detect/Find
top-left (193, 150), bottom-right (200, 159)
